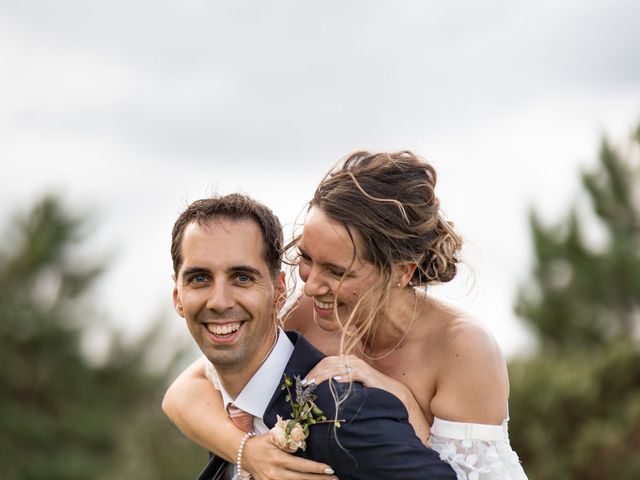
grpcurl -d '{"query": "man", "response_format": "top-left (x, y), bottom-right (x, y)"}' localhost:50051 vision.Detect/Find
top-left (170, 194), bottom-right (455, 479)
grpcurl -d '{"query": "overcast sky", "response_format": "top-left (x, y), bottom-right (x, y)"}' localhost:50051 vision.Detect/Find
top-left (2, 0), bottom-right (639, 358)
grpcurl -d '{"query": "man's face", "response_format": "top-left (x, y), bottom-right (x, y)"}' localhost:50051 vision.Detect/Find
top-left (173, 218), bottom-right (283, 377)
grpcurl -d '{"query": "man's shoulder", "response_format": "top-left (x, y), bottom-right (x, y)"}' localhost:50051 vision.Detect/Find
top-left (305, 380), bottom-right (455, 480)
top-left (313, 379), bottom-right (409, 423)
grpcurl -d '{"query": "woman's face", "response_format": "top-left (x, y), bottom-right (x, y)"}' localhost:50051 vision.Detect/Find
top-left (297, 206), bottom-right (383, 331)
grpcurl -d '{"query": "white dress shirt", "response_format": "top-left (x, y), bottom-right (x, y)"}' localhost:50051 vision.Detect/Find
top-left (203, 328), bottom-right (294, 479)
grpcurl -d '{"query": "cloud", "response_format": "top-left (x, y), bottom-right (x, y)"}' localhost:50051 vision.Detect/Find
top-left (4, 0), bottom-right (638, 169)
top-left (2, 0), bottom-right (640, 355)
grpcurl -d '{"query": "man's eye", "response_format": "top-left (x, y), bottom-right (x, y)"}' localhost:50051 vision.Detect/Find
top-left (192, 274), bottom-right (207, 283)
top-left (236, 274), bottom-right (253, 283)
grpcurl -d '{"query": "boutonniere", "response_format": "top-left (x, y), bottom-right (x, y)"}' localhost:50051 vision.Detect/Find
top-left (270, 374), bottom-right (342, 453)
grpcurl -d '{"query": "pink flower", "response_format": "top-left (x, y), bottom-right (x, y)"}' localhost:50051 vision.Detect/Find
top-left (269, 416), bottom-right (308, 453)
top-left (270, 416), bottom-right (289, 450)
top-left (290, 424), bottom-right (306, 442)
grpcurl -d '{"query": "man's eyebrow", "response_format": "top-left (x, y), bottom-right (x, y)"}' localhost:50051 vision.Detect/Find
top-left (229, 265), bottom-right (263, 278)
top-left (181, 266), bottom-right (210, 277)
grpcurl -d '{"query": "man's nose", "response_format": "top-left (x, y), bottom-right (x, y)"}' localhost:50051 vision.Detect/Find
top-left (206, 281), bottom-right (234, 312)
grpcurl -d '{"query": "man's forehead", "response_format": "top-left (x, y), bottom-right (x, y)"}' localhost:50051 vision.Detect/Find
top-left (180, 218), bottom-right (268, 268)
top-left (192, 216), bottom-right (261, 234)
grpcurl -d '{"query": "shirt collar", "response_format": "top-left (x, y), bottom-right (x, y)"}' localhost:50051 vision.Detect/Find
top-left (219, 328), bottom-right (294, 420)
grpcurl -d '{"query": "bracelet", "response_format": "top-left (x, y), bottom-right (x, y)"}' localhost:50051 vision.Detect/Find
top-left (236, 431), bottom-right (255, 478)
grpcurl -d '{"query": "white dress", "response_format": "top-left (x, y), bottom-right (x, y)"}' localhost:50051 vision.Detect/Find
top-left (212, 284), bottom-right (528, 479)
top-left (428, 416), bottom-right (527, 480)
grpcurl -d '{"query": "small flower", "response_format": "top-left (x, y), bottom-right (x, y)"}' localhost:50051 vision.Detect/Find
top-left (290, 423), bottom-right (306, 442)
top-left (270, 415), bottom-right (308, 452)
top-left (270, 416), bottom-right (290, 451)
top-left (275, 374), bottom-right (342, 453)
top-left (288, 423), bottom-right (307, 451)
top-left (438, 442), bottom-right (457, 460)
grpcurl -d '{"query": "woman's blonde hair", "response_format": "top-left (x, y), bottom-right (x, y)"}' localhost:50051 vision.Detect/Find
top-left (291, 151), bottom-right (463, 355)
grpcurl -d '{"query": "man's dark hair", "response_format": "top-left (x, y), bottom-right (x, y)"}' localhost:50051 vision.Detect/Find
top-left (171, 193), bottom-right (283, 278)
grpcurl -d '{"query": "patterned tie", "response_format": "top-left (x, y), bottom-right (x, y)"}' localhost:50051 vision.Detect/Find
top-left (228, 404), bottom-right (254, 480)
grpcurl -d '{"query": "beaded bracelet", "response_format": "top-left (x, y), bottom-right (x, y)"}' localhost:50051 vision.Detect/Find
top-left (236, 431), bottom-right (255, 478)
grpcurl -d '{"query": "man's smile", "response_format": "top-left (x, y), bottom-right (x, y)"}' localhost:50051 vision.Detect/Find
top-left (205, 321), bottom-right (243, 336)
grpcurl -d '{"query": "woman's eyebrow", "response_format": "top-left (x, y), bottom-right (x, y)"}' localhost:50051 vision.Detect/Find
top-left (298, 246), bottom-right (353, 273)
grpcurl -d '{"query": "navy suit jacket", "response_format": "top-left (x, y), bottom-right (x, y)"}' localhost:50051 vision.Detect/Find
top-left (196, 331), bottom-right (455, 480)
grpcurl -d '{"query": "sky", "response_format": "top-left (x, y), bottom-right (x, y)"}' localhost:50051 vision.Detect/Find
top-left (2, 0), bottom-right (639, 359)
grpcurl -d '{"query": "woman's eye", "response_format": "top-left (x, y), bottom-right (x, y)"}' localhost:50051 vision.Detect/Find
top-left (328, 268), bottom-right (345, 278)
top-left (297, 250), bottom-right (311, 263)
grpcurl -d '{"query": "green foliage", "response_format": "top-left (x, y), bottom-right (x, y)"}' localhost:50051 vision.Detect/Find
top-left (515, 133), bottom-right (640, 349)
top-left (509, 342), bottom-right (640, 479)
top-left (0, 195), bottom-right (202, 480)
top-left (510, 124), bottom-right (640, 478)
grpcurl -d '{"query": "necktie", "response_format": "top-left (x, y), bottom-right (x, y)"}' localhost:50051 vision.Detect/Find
top-left (228, 404), bottom-right (254, 480)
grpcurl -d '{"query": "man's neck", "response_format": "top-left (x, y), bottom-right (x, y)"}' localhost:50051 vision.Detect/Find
top-left (217, 330), bottom-right (279, 399)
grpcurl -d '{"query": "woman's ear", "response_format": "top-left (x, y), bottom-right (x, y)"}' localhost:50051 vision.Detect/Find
top-left (395, 262), bottom-right (417, 288)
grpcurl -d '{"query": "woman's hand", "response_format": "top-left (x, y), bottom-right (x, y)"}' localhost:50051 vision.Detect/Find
top-left (304, 355), bottom-right (431, 446)
top-left (304, 355), bottom-right (403, 395)
top-left (243, 433), bottom-right (337, 480)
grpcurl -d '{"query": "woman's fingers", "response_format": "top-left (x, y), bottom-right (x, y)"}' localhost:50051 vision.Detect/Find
top-left (246, 433), bottom-right (337, 480)
top-left (304, 355), bottom-right (363, 385)
top-left (277, 456), bottom-right (336, 476)
top-left (253, 457), bottom-right (338, 480)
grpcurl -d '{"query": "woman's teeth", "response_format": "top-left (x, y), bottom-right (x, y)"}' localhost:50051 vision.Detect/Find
top-left (206, 322), bottom-right (241, 335)
top-left (315, 299), bottom-right (335, 310)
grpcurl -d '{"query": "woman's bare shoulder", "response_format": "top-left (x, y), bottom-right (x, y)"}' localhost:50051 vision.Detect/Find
top-left (427, 300), bottom-right (509, 423)
top-left (422, 297), bottom-right (501, 359)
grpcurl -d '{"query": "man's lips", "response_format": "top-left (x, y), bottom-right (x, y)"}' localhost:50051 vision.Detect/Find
top-left (205, 321), bottom-right (243, 335)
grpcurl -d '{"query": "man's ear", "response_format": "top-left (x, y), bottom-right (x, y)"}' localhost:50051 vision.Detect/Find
top-left (172, 274), bottom-right (185, 317)
top-left (274, 271), bottom-right (286, 312)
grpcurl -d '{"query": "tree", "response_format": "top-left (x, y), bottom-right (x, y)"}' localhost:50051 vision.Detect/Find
top-left (515, 126), bottom-right (640, 349)
top-left (509, 124), bottom-right (640, 479)
top-left (0, 195), bottom-right (203, 480)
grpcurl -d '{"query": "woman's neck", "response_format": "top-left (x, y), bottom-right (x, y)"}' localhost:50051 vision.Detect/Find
top-left (360, 286), bottom-right (425, 358)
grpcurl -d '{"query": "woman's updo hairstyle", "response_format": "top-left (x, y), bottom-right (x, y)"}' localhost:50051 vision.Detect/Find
top-left (310, 151), bottom-right (462, 286)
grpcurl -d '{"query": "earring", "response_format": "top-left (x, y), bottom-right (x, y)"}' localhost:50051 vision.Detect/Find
top-left (396, 283), bottom-right (402, 288)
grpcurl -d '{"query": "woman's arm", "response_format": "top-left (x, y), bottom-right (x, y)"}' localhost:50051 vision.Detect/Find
top-left (304, 355), bottom-right (431, 445)
top-left (162, 356), bottom-right (242, 461)
top-left (162, 357), bottom-right (337, 480)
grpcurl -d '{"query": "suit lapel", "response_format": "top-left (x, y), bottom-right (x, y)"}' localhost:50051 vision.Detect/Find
top-left (263, 331), bottom-right (325, 427)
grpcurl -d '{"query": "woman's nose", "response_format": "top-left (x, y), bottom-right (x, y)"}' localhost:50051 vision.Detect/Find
top-left (303, 268), bottom-right (330, 298)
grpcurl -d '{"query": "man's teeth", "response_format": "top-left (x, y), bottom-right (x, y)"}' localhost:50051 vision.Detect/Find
top-left (206, 322), bottom-right (241, 335)
top-left (315, 299), bottom-right (335, 310)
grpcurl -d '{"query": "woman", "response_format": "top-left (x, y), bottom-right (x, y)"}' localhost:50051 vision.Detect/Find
top-left (163, 151), bottom-right (527, 479)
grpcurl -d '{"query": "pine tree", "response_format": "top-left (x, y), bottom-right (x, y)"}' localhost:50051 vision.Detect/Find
top-left (0, 195), bottom-right (202, 480)
top-left (515, 126), bottom-right (640, 348)
top-left (509, 124), bottom-right (640, 479)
